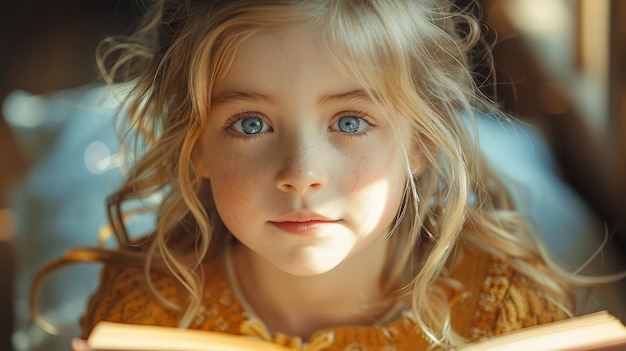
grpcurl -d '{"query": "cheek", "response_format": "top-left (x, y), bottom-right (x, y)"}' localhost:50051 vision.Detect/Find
top-left (344, 144), bottom-right (406, 216)
top-left (207, 151), bottom-right (266, 221)
top-left (344, 144), bottom-right (407, 236)
top-left (347, 143), bottom-right (405, 192)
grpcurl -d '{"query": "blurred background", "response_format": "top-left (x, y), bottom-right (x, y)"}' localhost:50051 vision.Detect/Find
top-left (0, 0), bottom-right (625, 350)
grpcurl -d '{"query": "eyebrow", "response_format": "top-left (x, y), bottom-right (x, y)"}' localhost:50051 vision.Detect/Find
top-left (211, 91), bottom-right (277, 107)
top-left (318, 89), bottom-right (374, 106)
top-left (210, 88), bottom-right (374, 108)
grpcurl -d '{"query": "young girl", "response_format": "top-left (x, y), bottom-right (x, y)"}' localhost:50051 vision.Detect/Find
top-left (30, 0), bottom-right (615, 349)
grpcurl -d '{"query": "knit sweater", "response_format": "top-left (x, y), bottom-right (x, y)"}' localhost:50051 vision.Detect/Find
top-left (80, 244), bottom-right (567, 350)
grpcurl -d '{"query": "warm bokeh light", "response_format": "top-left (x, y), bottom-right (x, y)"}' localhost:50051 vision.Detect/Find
top-left (0, 208), bottom-right (17, 241)
top-left (504, 0), bottom-right (570, 37)
top-left (502, 0), bottom-right (610, 134)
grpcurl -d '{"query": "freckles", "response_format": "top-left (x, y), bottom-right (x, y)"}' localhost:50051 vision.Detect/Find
top-left (214, 157), bottom-right (259, 204)
top-left (212, 170), bottom-right (257, 227)
top-left (384, 144), bottom-right (398, 170)
top-left (349, 145), bottom-right (399, 186)
top-left (349, 156), bottom-right (368, 185)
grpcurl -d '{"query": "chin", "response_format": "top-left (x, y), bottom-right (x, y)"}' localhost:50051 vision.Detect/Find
top-left (273, 252), bottom-right (348, 277)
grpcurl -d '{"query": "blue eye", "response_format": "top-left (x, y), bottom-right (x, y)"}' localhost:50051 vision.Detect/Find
top-left (332, 115), bottom-right (370, 133)
top-left (231, 116), bottom-right (270, 135)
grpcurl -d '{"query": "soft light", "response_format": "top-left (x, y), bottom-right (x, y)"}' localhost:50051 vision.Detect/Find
top-left (505, 0), bottom-right (571, 36)
top-left (2, 90), bottom-right (47, 128)
top-left (84, 141), bottom-right (112, 174)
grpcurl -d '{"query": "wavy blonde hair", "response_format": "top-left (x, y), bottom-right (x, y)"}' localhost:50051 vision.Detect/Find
top-left (32, 0), bottom-right (609, 348)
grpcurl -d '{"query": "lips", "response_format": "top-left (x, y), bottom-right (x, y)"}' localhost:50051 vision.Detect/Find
top-left (269, 212), bottom-right (339, 235)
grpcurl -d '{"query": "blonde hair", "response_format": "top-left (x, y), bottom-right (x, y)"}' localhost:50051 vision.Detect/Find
top-left (33, 0), bottom-right (606, 348)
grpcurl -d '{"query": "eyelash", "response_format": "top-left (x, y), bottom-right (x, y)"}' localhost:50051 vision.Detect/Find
top-left (223, 111), bottom-right (270, 139)
top-left (222, 110), bottom-right (377, 139)
top-left (331, 110), bottom-right (376, 138)
top-left (223, 111), bottom-right (264, 127)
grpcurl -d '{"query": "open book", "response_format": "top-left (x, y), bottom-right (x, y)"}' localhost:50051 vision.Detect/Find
top-left (73, 310), bottom-right (626, 350)
top-left (72, 322), bottom-right (291, 351)
top-left (460, 310), bottom-right (626, 350)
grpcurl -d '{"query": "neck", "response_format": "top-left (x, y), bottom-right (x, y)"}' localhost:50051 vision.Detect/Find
top-left (232, 236), bottom-right (395, 338)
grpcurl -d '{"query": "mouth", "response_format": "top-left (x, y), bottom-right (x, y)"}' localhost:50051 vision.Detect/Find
top-left (269, 220), bottom-right (338, 235)
top-left (269, 212), bottom-right (339, 235)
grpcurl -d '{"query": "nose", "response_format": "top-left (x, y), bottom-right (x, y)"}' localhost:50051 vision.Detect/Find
top-left (275, 134), bottom-right (327, 194)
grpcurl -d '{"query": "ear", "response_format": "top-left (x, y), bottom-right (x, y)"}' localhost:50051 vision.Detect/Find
top-left (192, 143), bottom-right (211, 179)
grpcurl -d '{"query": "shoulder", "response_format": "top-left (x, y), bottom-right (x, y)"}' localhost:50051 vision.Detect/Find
top-left (80, 254), bottom-right (236, 338)
top-left (448, 244), bottom-right (568, 341)
top-left (79, 262), bottom-right (184, 338)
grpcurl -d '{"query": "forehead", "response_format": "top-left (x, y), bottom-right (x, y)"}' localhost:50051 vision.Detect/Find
top-left (212, 26), bottom-right (364, 98)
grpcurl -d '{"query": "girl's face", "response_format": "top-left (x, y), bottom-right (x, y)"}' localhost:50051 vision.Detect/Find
top-left (195, 27), bottom-right (419, 276)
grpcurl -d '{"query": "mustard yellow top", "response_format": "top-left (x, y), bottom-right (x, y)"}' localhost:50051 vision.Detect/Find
top-left (80, 244), bottom-right (567, 350)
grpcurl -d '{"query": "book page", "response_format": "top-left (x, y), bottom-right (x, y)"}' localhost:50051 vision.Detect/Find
top-left (87, 322), bottom-right (292, 351)
top-left (460, 311), bottom-right (626, 351)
